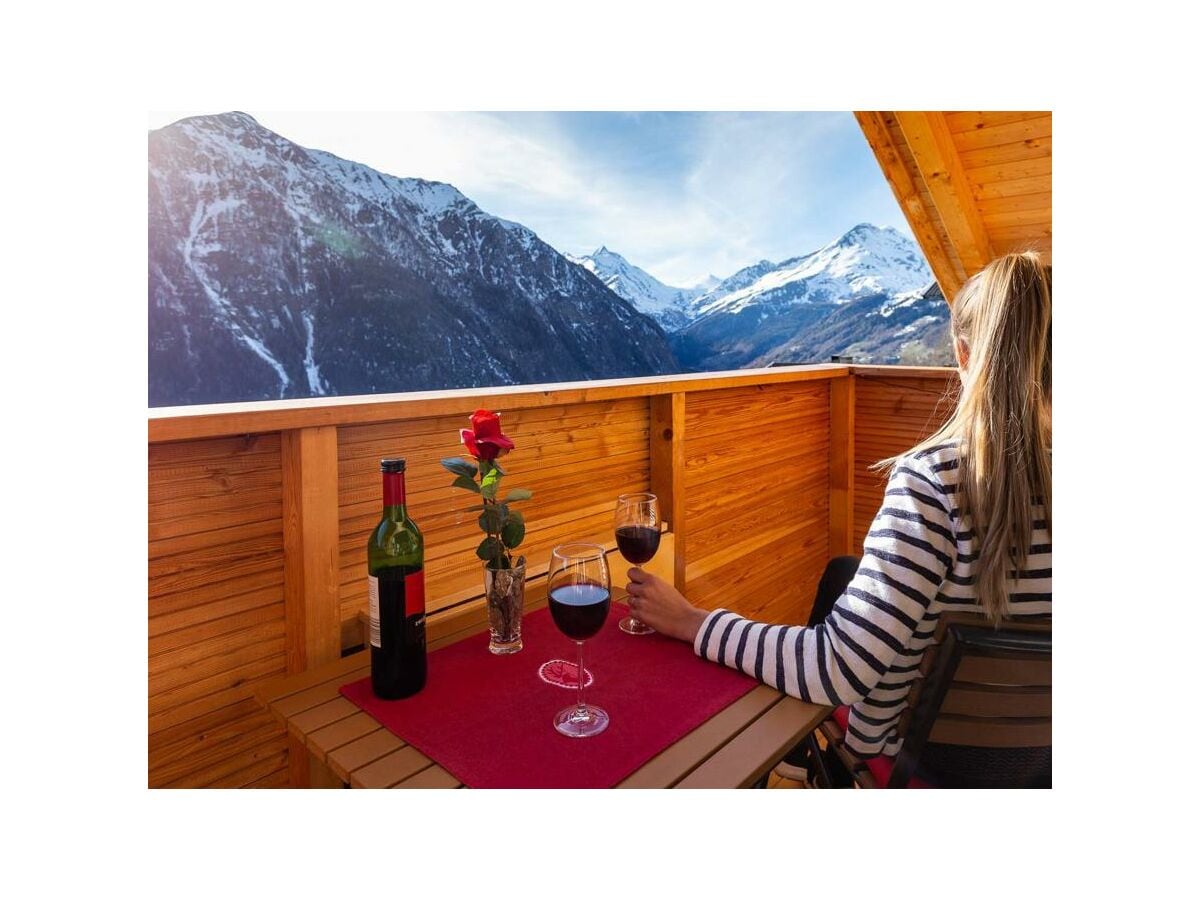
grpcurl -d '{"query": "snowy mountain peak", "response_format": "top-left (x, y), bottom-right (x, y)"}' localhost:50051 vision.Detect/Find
top-left (568, 247), bottom-right (708, 331)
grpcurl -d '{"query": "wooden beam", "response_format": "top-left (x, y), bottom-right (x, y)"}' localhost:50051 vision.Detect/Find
top-left (854, 111), bottom-right (963, 300)
top-left (895, 111), bottom-right (995, 277)
top-left (281, 425), bottom-right (342, 786)
top-left (829, 376), bottom-right (855, 557)
top-left (650, 392), bottom-right (687, 589)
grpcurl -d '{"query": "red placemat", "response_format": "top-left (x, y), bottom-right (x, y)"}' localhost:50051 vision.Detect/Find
top-left (339, 602), bottom-right (759, 788)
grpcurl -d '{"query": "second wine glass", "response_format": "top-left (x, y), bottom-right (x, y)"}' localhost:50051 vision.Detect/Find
top-left (614, 492), bottom-right (661, 635)
top-left (548, 543), bottom-right (612, 738)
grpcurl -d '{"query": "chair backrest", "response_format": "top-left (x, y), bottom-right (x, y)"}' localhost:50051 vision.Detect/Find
top-left (891, 612), bottom-right (1052, 788)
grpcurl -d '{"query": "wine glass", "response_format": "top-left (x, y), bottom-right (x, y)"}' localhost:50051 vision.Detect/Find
top-left (548, 542), bottom-right (612, 738)
top-left (614, 492), bottom-right (661, 635)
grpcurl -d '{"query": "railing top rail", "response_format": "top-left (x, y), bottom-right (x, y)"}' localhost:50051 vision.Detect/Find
top-left (147, 364), bottom-right (953, 443)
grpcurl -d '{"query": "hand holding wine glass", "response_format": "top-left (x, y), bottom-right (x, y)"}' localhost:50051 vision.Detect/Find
top-left (548, 543), bottom-right (612, 738)
top-left (614, 492), bottom-right (661, 635)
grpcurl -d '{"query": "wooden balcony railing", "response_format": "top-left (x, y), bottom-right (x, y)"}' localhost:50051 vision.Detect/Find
top-left (148, 364), bottom-right (957, 787)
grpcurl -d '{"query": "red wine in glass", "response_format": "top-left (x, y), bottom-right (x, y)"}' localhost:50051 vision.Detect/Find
top-left (548, 543), bottom-right (611, 738)
top-left (615, 492), bottom-right (660, 635)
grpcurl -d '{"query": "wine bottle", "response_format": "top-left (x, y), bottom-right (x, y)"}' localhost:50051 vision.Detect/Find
top-left (368, 458), bottom-right (426, 699)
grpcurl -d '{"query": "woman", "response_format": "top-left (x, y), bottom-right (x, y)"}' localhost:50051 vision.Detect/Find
top-left (626, 252), bottom-right (1051, 773)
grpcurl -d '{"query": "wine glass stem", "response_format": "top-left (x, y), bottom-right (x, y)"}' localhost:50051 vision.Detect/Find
top-left (576, 640), bottom-right (586, 714)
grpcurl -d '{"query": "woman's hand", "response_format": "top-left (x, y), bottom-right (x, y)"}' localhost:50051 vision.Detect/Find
top-left (624, 568), bottom-right (709, 644)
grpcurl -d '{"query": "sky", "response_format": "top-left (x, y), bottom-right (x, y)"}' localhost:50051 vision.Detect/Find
top-left (148, 111), bottom-right (913, 287)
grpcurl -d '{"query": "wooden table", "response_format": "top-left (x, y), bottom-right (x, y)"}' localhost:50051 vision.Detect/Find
top-left (256, 608), bottom-right (831, 788)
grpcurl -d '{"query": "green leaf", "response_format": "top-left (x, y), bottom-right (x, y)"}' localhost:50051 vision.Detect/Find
top-left (505, 488), bottom-right (533, 502)
top-left (440, 457), bottom-right (478, 478)
top-left (478, 505), bottom-right (506, 533)
top-left (500, 510), bottom-right (525, 549)
top-left (476, 536), bottom-right (504, 561)
top-left (480, 465), bottom-right (502, 500)
top-left (451, 474), bottom-right (481, 493)
top-left (491, 462), bottom-right (505, 476)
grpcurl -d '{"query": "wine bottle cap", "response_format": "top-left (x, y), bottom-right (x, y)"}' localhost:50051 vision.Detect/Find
top-left (380, 458), bottom-right (406, 473)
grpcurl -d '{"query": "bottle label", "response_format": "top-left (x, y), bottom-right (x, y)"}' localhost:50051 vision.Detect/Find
top-left (368, 575), bottom-right (381, 648)
top-left (405, 569), bottom-right (425, 617)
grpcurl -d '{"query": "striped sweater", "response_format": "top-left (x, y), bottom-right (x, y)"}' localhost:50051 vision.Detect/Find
top-left (693, 442), bottom-right (1052, 758)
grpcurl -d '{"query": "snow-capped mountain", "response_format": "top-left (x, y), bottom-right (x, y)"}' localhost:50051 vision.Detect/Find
top-left (567, 247), bottom-right (713, 332)
top-left (148, 112), bottom-right (677, 406)
top-left (672, 224), bottom-right (950, 369)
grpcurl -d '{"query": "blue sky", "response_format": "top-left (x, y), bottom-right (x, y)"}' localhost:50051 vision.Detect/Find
top-left (149, 111), bottom-right (913, 286)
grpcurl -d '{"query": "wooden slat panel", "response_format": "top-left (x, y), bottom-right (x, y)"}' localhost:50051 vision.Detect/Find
top-left (973, 174), bottom-right (1052, 201)
top-left (929, 715), bottom-right (1052, 748)
top-left (684, 381), bottom-right (831, 625)
top-left (853, 373), bottom-right (958, 550)
top-left (336, 398), bottom-right (651, 623)
top-left (149, 434), bottom-right (287, 788)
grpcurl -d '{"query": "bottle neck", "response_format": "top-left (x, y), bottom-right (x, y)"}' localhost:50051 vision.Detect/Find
top-left (382, 471), bottom-right (407, 520)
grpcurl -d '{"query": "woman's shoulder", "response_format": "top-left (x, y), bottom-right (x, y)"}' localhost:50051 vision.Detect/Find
top-left (900, 441), bottom-right (962, 477)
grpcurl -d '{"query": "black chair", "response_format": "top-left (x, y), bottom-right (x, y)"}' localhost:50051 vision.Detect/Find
top-left (818, 612), bottom-right (1051, 788)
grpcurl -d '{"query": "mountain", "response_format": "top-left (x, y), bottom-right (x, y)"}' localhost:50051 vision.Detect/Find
top-left (671, 224), bottom-right (951, 369)
top-left (566, 247), bottom-right (712, 331)
top-left (148, 112), bottom-right (678, 406)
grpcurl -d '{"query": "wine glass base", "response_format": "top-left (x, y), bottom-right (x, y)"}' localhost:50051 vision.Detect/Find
top-left (619, 616), bottom-right (655, 635)
top-left (554, 704), bottom-right (609, 738)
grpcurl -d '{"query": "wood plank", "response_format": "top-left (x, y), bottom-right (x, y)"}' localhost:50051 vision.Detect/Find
top-left (952, 115), bottom-right (1052, 153)
top-left (393, 765), bottom-right (462, 789)
top-left (282, 425), bottom-right (342, 684)
top-left (981, 207), bottom-right (1052, 229)
top-left (944, 111), bottom-right (1048, 133)
top-left (675, 698), bottom-right (832, 788)
top-left (350, 745), bottom-right (433, 788)
top-left (929, 715), bottom-right (1052, 748)
top-left (941, 683), bottom-right (1052, 717)
top-left (327, 727), bottom-right (406, 782)
top-left (619, 686), bottom-right (784, 787)
top-left (973, 174), bottom-right (1052, 201)
top-left (960, 138), bottom-right (1051, 171)
top-left (829, 377), bottom-right (854, 557)
top-left (149, 365), bottom-right (848, 443)
top-left (895, 111), bottom-right (994, 275)
top-left (650, 392), bottom-right (686, 588)
top-left (254, 649), bottom-right (369, 707)
top-left (965, 154), bottom-right (1052, 186)
top-left (267, 664), bottom-right (370, 720)
top-left (307, 712), bottom-right (382, 761)
top-left (978, 191), bottom-right (1052, 215)
top-left (854, 111), bottom-right (963, 298)
top-left (286, 696), bottom-right (360, 740)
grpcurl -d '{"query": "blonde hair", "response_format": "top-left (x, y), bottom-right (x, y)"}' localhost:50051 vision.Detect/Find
top-left (886, 252), bottom-right (1052, 623)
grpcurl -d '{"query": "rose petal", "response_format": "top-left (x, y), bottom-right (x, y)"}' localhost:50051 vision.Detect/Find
top-left (460, 429), bottom-right (481, 459)
top-left (472, 410), bottom-right (503, 440)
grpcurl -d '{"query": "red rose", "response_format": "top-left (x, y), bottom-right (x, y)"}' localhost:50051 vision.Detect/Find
top-left (460, 408), bottom-right (515, 461)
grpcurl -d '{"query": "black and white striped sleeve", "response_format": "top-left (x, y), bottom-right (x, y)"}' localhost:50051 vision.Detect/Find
top-left (691, 455), bottom-right (956, 706)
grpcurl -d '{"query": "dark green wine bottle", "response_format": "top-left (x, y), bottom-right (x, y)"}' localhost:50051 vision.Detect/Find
top-left (368, 458), bottom-right (426, 699)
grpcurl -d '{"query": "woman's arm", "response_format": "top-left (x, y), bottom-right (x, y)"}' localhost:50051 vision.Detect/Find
top-left (625, 455), bottom-right (957, 706)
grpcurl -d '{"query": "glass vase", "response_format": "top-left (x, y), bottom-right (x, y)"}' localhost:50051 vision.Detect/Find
top-left (484, 560), bottom-right (525, 654)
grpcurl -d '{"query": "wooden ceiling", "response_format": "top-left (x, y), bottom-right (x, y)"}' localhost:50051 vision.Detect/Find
top-left (855, 111), bottom-right (1051, 299)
